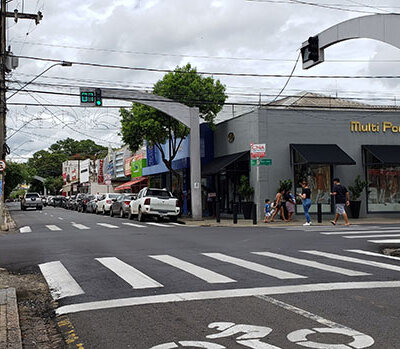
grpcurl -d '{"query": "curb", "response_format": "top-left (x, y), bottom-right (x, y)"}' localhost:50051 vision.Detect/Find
top-left (2, 206), bottom-right (17, 232)
top-left (0, 288), bottom-right (22, 349)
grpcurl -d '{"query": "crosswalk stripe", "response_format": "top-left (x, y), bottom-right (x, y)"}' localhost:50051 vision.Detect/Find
top-left (252, 252), bottom-right (369, 277)
top-left (72, 223), bottom-right (90, 230)
top-left (150, 255), bottom-right (236, 284)
top-left (122, 223), bottom-right (147, 228)
top-left (202, 253), bottom-right (307, 280)
top-left (39, 261), bottom-right (85, 300)
top-left (301, 250), bottom-right (400, 272)
top-left (97, 223), bottom-right (119, 229)
top-left (368, 239), bottom-right (400, 244)
top-left (58, 217), bottom-right (64, 220)
top-left (96, 257), bottom-right (163, 289)
top-left (19, 226), bottom-right (31, 233)
top-left (347, 250), bottom-right (400, 262)
top-left (322, 229), bottom-right (400, 235)
top-left (146, 222), bottom-right (172, 227)
top-left (344, 234), bottom-right (400, 239)
top-left (46, 225), bottom-right (62, 231)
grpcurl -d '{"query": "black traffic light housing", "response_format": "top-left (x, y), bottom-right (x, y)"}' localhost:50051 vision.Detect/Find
top-left (301, 35), bottom-right (320, 63)
top-left (95, 88), bottom-right (102, 107)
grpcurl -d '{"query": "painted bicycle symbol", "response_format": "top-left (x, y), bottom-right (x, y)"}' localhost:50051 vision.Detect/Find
top-left (150, 321), bottom-right (374, 348)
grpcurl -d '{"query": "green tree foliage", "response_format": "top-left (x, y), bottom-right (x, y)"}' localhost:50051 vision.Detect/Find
top-left (49, 138), bottom-right (107, 159)
top-left (120, 63), bottom-right (227, 186)
top-left (4, 162), bottom-right (29, 199)
top-left (44, 176), bottom-right (64, 195)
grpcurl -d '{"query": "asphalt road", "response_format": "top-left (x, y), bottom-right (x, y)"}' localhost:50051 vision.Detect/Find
top-left (2, 202), bottom-right (400, 348)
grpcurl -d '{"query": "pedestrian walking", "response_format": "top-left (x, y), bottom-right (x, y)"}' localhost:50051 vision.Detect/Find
top-left (299, 181), bottom-right (312, 226)
top-left (271, 188), bottom-right (288, 222)
top-left (330, 178), bottom-right (351, 226)
top-left (285, 190), bottom-right (296, 221)
top-left (264, 199), bottom-right (272, 223)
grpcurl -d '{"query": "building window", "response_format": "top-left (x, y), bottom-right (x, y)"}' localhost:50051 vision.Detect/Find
top-left (294, 164), bottom-right (332, 213)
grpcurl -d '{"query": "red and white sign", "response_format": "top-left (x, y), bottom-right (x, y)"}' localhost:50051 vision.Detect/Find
top-left (0, 160), bottom-right (7, 171)
top-left (250, 143), bottom-right (266, 159)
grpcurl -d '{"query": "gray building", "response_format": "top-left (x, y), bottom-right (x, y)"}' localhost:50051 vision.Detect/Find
top-left (211, 93), bottom-right (400, 219)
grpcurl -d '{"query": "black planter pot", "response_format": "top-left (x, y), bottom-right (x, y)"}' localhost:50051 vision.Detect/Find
top-left (349, 200), bottom-right (361, 218)
top-left (242, 201), bottom-right (254, 219)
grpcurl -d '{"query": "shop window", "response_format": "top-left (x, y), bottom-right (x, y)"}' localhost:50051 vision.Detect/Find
top-left (294, 164), bottom-right (332, 213)
top-left (367, 166), bottom-right (400, 212)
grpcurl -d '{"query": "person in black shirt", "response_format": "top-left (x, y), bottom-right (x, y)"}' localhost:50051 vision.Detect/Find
top-left (299, 181), bottom-right (312, 226)
top-left (330, 178), bottom-right (350, 226)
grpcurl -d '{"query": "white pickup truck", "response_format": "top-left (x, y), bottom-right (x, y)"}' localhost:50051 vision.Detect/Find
top-left (21, 192), bottom-right (43, 211)
top-left (128, 187), bottom-right (180, 222)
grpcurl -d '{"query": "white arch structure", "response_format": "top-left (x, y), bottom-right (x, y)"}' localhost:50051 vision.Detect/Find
top-left (302, 14), bottom-right (400, 69)
top-left (98, 88), bottom-right (202, 220)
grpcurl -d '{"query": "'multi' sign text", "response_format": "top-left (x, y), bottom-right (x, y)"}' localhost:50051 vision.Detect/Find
top-left (350, 121), bottom-right (400, 133)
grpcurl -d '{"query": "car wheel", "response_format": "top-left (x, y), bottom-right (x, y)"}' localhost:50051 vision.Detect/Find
top-left (110, 209), bottom-right (114, 217)
top-left (138, 208), bottom-right (145, 222)
top-left (119, 209), bottom-right (124, 218)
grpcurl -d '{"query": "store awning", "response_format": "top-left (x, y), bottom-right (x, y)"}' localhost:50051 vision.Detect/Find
top-left (291, 144), bottom-right (356, 165)
top-left (363, 145), bottom-right (400, 164)
top-left (202, 151), bottom-right (249, 176)
top-left (115, 177), bottom-right (147, 191)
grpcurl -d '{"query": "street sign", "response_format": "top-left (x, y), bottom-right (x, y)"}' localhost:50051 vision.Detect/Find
top-left (251, 159), bottom-right (272, 166)
top-left (250, 143), bottom-right (266, 159)
top-left (0, 160), bottom-right (6, 171)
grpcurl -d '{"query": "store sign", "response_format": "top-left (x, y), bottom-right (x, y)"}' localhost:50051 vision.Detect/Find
top-left (251, 158), bottom-right (272, 166)
top-left (97, 159), bottom-right (104, 184)
top-left (80, 159), bottom-right (90, 183)
top-left (146, 144), bottom-right (156, 166)
top-left (351, 121), bottom-right (400, 134)
top-left (124, 157), bottom-right (134, 176)
top-left (131, 159), bottom-right (147, 179)
top-left (250, 143), bottom-right (266, 158)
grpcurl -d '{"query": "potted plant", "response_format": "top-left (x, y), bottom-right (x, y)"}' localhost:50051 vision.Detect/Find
top-left (348, 175), bottom-right (368, 218)
top-left (238, 175), bottom-right (254, 219)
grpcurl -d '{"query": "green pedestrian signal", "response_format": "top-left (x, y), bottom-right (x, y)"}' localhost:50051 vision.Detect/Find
top-left (95, 88), bottom-right (102, 107)
top-left (79, 88), bottom-right (102, 106)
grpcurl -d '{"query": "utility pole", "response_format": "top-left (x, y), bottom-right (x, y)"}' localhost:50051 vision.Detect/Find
top-left (0, 1), bottom-right (42, 229)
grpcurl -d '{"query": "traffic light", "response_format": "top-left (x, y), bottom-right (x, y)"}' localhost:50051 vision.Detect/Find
top-left (95, 88), bottom-right (102, 106)
top-left (308, 36), bottom-right (319, 62)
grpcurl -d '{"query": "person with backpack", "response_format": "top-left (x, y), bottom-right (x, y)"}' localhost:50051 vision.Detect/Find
top-left (330, 178), bottom-right (351, 226)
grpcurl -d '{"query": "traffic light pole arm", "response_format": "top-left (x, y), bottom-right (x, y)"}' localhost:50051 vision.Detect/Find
top-left (302, 14), bottom-right (400, 69)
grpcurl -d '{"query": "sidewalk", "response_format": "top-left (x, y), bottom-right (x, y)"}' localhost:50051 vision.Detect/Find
top-left (0, 288), bottom-right (22, 349)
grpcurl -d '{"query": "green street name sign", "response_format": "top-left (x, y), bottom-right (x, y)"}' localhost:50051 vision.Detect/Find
top-left (251, 159), bottom-right (272, 166)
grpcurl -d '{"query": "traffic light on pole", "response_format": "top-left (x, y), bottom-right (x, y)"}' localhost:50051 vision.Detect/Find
top-left (95, 88), bottom-right (102, 106)
top-left (307, 36), bottom-right (319, 62)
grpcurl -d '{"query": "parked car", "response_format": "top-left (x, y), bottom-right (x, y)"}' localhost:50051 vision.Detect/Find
top-left (66, 195), bottom-right (77, 210)
top-left (110, 194), bottom-right (137, 218)
top-left (41, 195), bottom-right (48, 207)
top-left (86, 195), bottom-right (101, 213)
top-left (21, 192), bottom-right (43, 211)
top-left (51, 196), bottom-right (65, 207)
top-left (128, 187), bottom-right (179, 222)
top-left (77, 194), bottom-right (95, 213)
top-left (96, 193), bottom-right (120, 215)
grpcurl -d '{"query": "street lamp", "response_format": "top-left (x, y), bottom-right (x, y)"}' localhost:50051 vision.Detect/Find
top-left (7, 61), bottom-right (72, 101)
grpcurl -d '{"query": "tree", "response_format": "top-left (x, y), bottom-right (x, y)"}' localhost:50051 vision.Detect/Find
top-left (44, 176), bottom-right (63, 195)
top-left (48, 138), bottom-right (107, 159)
top-left (120, 63), bottom-right (227, 187)
top-left (4, 162), bottom-right (29, 199)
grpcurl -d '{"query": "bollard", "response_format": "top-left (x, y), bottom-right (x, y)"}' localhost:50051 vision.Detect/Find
top-left (317, 202), bottom-right (322, 223)
top-left (216, 201), bottom-right (221, 223)
top-left (252, 203), bottom-right (257, 225)
top-left (233, 203), bottom-right (238, 224)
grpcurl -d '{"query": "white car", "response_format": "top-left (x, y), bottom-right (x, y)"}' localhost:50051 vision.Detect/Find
top-left (128, 187), bottom-right (180, 222)
top-left (96, 193), bottom-right (120, 215)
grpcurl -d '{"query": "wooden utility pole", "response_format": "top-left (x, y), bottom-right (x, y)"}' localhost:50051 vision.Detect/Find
top-left (0, 1), bottom-right (42, 229)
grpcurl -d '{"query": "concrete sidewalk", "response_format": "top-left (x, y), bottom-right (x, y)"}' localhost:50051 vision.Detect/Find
top-left (0, 288), bottom-right (22, 349)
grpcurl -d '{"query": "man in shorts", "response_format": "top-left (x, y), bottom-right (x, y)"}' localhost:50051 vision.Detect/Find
top-left (330, 178), bottom-right (350, 226)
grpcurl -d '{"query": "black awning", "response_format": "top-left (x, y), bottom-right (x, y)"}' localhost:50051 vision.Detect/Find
top-left (291, 144), bottom-right (356, 165)
top-left (202, 151), bottom-right (249, 176)
top-left (363, 145), bottom-right (400, 164)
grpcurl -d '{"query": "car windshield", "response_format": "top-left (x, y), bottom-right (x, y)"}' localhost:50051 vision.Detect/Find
top-left (26, 193), bottom-right (40, 198)
top-left (146, 189), bottom-right (172, 198)
top-left (109, 194), bottom-right (119, 199)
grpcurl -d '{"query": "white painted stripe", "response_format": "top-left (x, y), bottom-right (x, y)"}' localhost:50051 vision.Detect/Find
top-left (347, 249), bottom-right (400, 262)
top-left (368, 239), bottom-right (400, 244)
top-left (19, 226), bottom-right (31, 233)
top-left (301, 250), bottom-right (400, 272)
top-left (96, 257), bottom-right (163, 289)
top-left (58, 217), bottom-right (64, 220)
top-left (72, 223), bottom-right (90, 230)
top-left (252, 251), bottom-right (369, 276)
top-left (322, 229), bottom-right (400, 235)
top-left (169, 222), bottom-right (184, 226)
top-left (97, 223), bottom-right (119, 229)
top-left (344, 234), bottom-right (400, 239)
top-left (146, 222), bottom-right (172, 227)
top-left (46, 225), bottom-right (62, 231)
top-left (203, 253), bottom-right (306, 280)
top-left (56, 280), bottom-right (400, 315)
top-left (122, 222), bottom-right (147, 228)
top-left (150, 255), bottom-right (236, 284)
top-left (39, 261), bottom-right (84, 300)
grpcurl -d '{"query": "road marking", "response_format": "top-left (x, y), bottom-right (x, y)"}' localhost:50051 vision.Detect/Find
top-left (19, 226), bottom-right (31, 233)
top-left (96, 223), bottom-right (119, 229)
top-left (203, 253), bottom-right (306, 280)
top-left (368, 239), bottom-right (400, 244)
top-left (122, 222), bottom-right (147, 228)
top-left (58, 217), bottom-right (64, 220)
top-left (344, 234), bottom-right (400, 239)
top-left (146, 222), bottom-right (172, 227)
top-left (56, 280), bottom-right (400, 315)
top-left (150, 255), bottom-right (236, 284)
top-left (46, 225), bottom-right (62, 231)
top-left (39, 261), bottom-right (85, 300)
top-left (347, 250), bottom-right (400, 262)
top-left (96, 257), bottom-right (163, 289)
top-left (72, 223), bottom-right (90, 230)
top-left (301, 250), bottom-right (400, 272)
top-left (322, 229), bottom-right (400, 235)
top-left (252, 251), bottom-right (369, 277)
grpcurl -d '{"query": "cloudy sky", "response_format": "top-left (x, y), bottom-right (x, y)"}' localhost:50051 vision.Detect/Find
top-left (6, 0), bottom-right (400, 161)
